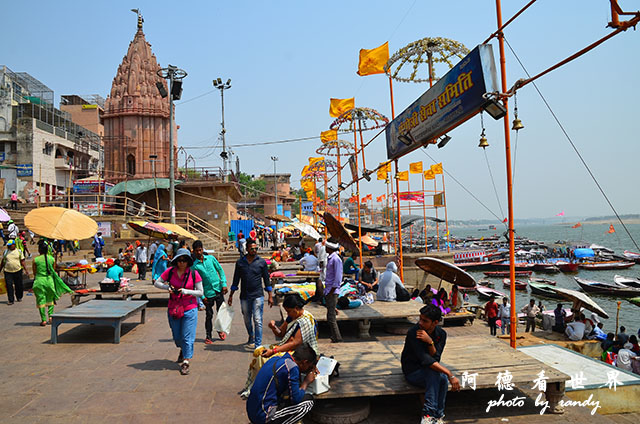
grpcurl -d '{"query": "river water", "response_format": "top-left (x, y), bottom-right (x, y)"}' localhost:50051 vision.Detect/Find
top-left (453, 223), bottom-right (640, 333)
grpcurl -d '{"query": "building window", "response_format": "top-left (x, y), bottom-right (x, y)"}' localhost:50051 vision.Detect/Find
top-left (127, 154), bottom-right (136, 176)
top-left (43, 142), bottom-right (54, 155)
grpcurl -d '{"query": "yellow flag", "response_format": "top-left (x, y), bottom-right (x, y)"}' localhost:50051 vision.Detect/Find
top-left (308, 157), bottom-right (325, 171)
top-left (424, 169), bottom-right (435, 180)
top-left (396, 171), bottom-right (408, 181)
top-left (357, 42), bottom-right (389, 76)
top-left (320, 129), bottom-right (337, 143)
top-left (377, 167), bottom-right (388, 180)
top-left (329, 97), bottom-right (355, 118)
top-left (305, 190), bottom-right (315, 200)
top-left (301, 180), bottom-right (314, 191)
top-left (301, 165), bottom-right (310, 176)
top-left (409, 161), bottom-right (423, 174)
top-left (431, 162), bottom-right (443, 174)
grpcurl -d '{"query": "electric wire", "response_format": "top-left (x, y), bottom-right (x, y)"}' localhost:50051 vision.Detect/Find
top-left (174, 90), bottom-right (216, 106)
top-left (504, 36), bottom-right (640, 251)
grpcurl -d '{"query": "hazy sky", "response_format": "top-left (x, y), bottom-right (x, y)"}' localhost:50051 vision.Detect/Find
top-left (4, 1), bottom-right (638, 221)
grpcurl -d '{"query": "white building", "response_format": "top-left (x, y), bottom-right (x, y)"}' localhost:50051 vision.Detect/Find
top-left (0, 66), bottom-right (102, 201)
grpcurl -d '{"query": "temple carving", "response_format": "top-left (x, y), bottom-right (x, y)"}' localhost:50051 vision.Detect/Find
top-left (103, 13), bottom-right (176, 182)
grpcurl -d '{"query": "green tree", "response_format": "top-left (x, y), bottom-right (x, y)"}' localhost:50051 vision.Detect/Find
top-left (237, 172), bottom-right (266, 197)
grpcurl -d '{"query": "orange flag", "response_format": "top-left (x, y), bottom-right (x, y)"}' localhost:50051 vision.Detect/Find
top-left (607, 224), bottom-right (615, 234)
top-left (330, 97), bottom-right (355, 118)
top-left (572, 222), bottom-right (582, 229)
top-left (376, 194), bottom-right (386, 202)
top-left (320, 129), bottom-right (337, 143)
top-left (431, 163), bottom-right (443, 174)
top-left (409, 161), bottom-right (423, 174)
top-left (361, 194), bottom-right (372, 202)
top-left (424, 169), bottom-right (435, 180)
top-left (396, 171), bottom-right (408, 181)
top-left (377, 161), bottom-right (391, 180)
top-left (348, 195), bottom-right (358, 203)
top-left (301, 165), bottom-right (310, 176)
top-left (357, 42), bottom-right (389, 76)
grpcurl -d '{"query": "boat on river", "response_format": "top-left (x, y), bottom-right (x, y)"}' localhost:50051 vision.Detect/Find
top-left (623, 250), bottom-right (640, 263)
top-left (614, 275), bottom-right (640, 289)
top-left (579, 261), bottom-right (635, 271)
top-left (484, 270), bottom-right (532, 277)
top-left (532, 263), bottom-right (560, 273)
top-left (555, 261), bottom-right (579, 272)
top-left (530, 277), bottom-right (556, 286)
top-left (574, 277), bottom-right (640, 297)
top-left (630, 297), bottom-right (640, 307)
top-left (502, 278), bottom-right (528, 290)
top-left (476, 286), bottom-right (506, 299)
top-left (528, 281), bottom-right (562, 299)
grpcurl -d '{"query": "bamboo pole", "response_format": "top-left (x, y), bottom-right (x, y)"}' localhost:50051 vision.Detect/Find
top-left (353, 124), bottom-right (363, 269)
top-left (407, 177), bottom-right (412, 250)
top-left (434, 178), bottom-right (440, 250)
top-left (422, 172), bottom-right (427, 255)
top-left (38, 164), bottom-right (42, 207)
top-left (67, 168), bottom-right (72, 209)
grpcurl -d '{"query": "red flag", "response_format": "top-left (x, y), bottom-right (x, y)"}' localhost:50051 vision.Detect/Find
top-left (572, 222), bottom-right (582, 229)
top-left (502, 218), bottom-right (508, 223)
top-left (607, 224), bottom-right (615, 234)
top-left (349, 195), bottom-right (357, 203)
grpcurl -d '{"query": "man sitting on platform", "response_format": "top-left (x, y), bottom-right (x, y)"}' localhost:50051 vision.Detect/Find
top-left (401, 304), bottom-right (461, 424)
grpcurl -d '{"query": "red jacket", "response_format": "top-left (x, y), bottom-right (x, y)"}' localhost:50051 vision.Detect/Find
top-left (485, 301), bottom-right (498, 319)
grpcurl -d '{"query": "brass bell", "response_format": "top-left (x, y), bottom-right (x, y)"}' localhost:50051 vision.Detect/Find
top-left (478, 135), bottom-right (489, 148)
top-left (512, 118), bottom-right (524, 131)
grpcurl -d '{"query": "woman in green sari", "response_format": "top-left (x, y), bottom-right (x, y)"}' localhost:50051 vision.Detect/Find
top-left (31, 242), bottom-right (72, 326)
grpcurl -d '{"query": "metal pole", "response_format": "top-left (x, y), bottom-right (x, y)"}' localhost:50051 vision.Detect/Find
top-left (169, 70), bottom-right (176, 224)
top-left (442, 172), bottom-right (450, 253)
top-left (394, 160), bottom-right (404, 282)
top-left (495, 0), bottom-right (517, 349)
top-left (220, 88), bottom-right (227, 180)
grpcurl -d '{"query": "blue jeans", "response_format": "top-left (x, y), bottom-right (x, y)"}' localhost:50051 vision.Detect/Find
top-left (405, 367), bottom-right (448, 418)
top-left (168, 307), bottom-right (198, 359)
top-left (240, 296), bottom-right (264, 346)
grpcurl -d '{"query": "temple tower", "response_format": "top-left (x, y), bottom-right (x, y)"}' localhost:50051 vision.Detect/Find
top-left (103, 12), bottom-right (175, 182)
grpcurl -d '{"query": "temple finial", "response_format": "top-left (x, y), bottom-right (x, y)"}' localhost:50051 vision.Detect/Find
top-left (131, 9), bottom-right (143, 30)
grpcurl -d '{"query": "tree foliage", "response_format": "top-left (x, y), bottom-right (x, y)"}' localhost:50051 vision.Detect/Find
top-left (237, 172), bottom-right (266, 197)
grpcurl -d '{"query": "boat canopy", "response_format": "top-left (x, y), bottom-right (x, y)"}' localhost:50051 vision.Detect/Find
top-left (574, 248), bottom-right (595, 258)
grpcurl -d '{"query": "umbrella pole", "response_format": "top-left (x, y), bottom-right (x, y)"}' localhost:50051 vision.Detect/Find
top-left (422, 172), bottom-right (427, 255)
top-left (394, 160), bottom-right (404, 282)
top-left (336, 145), bottom-right (341, 221)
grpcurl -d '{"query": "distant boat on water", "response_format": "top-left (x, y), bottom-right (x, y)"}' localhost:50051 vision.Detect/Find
top-left (502, 278), bottom-right (527, 290)
top-left (574, 277), bottom-right (640, 297)
top-left (484, 270), bottom-right (532, 277)
top-left (579, 261), bottom-right (635, 271)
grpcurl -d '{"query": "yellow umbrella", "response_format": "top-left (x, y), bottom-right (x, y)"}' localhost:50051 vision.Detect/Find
top-left (24, 207), bottom-right (98, 240)
top-left (160, 222), bottom-right (197, 240)
top-left (128, 221), bottom-right (177, 240)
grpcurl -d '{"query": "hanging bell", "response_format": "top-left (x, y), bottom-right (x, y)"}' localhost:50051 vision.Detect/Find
top-left (478, 135), bottom-right (489, 148)
top-left (512, 118), bottom-right (524, 131)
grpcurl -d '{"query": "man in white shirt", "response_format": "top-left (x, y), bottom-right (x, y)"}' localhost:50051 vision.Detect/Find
top-left (300, 252), bottom-right (319, 272)
top-left (134, 241), bottom-right (148, 281)
top-left (498, 297), bottom-right (511, 335)
top-left (565, 319), bottom-right (586, 341)
top-left (616, 343), bottom-right (637, 372)
top-left (314, 238), bottom-right (327, 280)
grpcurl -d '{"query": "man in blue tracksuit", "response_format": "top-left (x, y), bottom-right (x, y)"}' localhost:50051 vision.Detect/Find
top-left (246, 343), bottom-right (317, 424)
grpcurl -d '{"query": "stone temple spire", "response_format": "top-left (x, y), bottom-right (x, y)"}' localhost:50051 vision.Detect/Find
top-left (103, 12), bottom-right (175, 182)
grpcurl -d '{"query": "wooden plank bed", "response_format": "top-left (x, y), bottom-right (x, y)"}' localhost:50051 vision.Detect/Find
top-left (71, 285), bottom-right (168, 306)
top-left (314, 336), bottom-right (568, 413)
top-left (50, 300), bottom-right (148, 344)
top-left (305, 302), bottom-right (475, 337)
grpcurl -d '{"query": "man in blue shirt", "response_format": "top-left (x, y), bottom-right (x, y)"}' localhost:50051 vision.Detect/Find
top-left (105, 258), bottom-right (124, 283)
top-left (229, 239), bottom-right (273, 349)
top-left (192, 240), bottom-right (228, 344)
top-left (323, 238), bottom-right (343, 343)
top-left (247, 343), bottom-right (317, 424)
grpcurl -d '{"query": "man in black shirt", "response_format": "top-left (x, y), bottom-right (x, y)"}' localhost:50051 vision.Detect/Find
top-left (358, 260), bottom-right (378, 292)
top-left (401, 304), bottom-right (460, 423)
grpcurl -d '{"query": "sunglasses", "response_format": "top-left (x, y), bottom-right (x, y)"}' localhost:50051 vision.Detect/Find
top-left (176, 257), bottom-right (189, 263)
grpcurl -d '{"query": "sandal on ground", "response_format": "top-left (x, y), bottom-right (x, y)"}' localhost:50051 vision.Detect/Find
top-left (40, 321), bottom-right (47, 326)
top-left (180, 361), bottom-right (190, 375)
top-left (218, 331), bottom-right (227, 341)
top-left (204, 338), bottom-right (214, 345)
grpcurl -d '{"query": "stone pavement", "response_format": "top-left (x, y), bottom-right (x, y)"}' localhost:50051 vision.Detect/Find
top-left (0, 256), bottom-right (637, 423)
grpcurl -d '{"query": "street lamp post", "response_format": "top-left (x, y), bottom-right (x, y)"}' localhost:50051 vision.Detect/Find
top-left (271, 156), bottom-right (279, 217)
top-left (213, 77), bottom-right (231, 181)
top-left (147, 154), bottom-right (160, 211)
top-left (157, 64), bottom-right (187, 224)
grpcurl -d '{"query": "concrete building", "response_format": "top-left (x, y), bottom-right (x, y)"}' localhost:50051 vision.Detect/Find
top-left (0, 66), bottom-right (102, 201)
top-left (103, 15), bottom-right (175, 183)
top-left (260, 173), bottom-right (295, 218)
top-left (60, 94), bottom-right (105, 138)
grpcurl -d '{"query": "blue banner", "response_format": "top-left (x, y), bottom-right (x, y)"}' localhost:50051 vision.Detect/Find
top-left (386, 44), bottom-right (499, 159)
top-left (16, 164), bottom-right (33, 177)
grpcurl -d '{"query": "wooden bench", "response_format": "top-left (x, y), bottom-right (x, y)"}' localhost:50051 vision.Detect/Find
top-left (305, 302), bottom-right (475, 337)
top-left (314, 336), bottom-right (568, 413)
top-left (50, 300), bottom-right (148, 344)
top-left (71, 285), bottom-right (168, 306)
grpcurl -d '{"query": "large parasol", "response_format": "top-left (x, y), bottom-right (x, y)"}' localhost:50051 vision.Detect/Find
top-left (159, 222), bottom-right (197, 240)
top-left (323, 212), bottom-right (360, 255)
top-left (265, 214), bottom-right (292, 223)
top-left (0, 207), bottom-right (11, 222)
top-left (25, 207), bottom-right (98, 240)
top-left (552, 286), bottom-right (610, 319)
top-left (128, 221), bottom-right (178, 240)
top-left (291, 221), bottom-right (321, 240)
top-left (415, 257), bottom-right (476, 288)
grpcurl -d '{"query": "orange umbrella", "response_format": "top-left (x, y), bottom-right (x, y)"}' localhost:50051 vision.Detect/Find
top-left (25, 207), bottom-right (98, 240)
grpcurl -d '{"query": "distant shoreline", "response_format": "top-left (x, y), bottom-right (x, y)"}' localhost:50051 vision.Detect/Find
top-left (556, 219), bottom-right (640, 225)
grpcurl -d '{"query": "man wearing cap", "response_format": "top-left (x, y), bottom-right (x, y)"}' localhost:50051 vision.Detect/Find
top-left (134, 241), bottom-right (148, 281)
top-left (1, 239), bottom-right (29, 305)
top-left (106, 258), bottom-right (124, 284)
top-left (323, 238), bottom-right (343, 343)
top-left (229, 239), bottom-right (273, 350)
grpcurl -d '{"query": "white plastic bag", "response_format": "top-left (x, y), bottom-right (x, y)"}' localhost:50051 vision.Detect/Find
top-left (214, 302), bottom-right (235, 335)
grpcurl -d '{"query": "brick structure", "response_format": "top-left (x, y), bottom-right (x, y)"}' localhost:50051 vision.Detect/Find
top-left (102, 14), bottom-right (175, 183)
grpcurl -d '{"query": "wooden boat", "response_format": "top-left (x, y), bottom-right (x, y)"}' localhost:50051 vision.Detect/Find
top-left (495, 262), bottom-right (535, 271)
top-left (484, 270), bottom-right (532, 277)
top-left (574, 277), bottom-right (640, 297)
top-left (614, 275), bottom-right (640, 289)
top-left (529, 277), bottom-right (556, 286)
top-left (476, 286), bottom-right (506, 299)
top-left (502, 278), bottom-right (528, 290)
top-left (629, 297), bottom-right (640, 307)
top-left (578, 261), bottom-right (635, 271)
top-left (532, 263), bottom-right (560, 273)
top-left (477, 279), bottom-right (495, 287)
top-left (455, 259), bottom-right (504, 270)
top-left (623, 250), bottom-right (640, 264)
top-left (555, 261), bottom-right (579, 272)
top-left (528, 281), bottom-right (562, 299)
